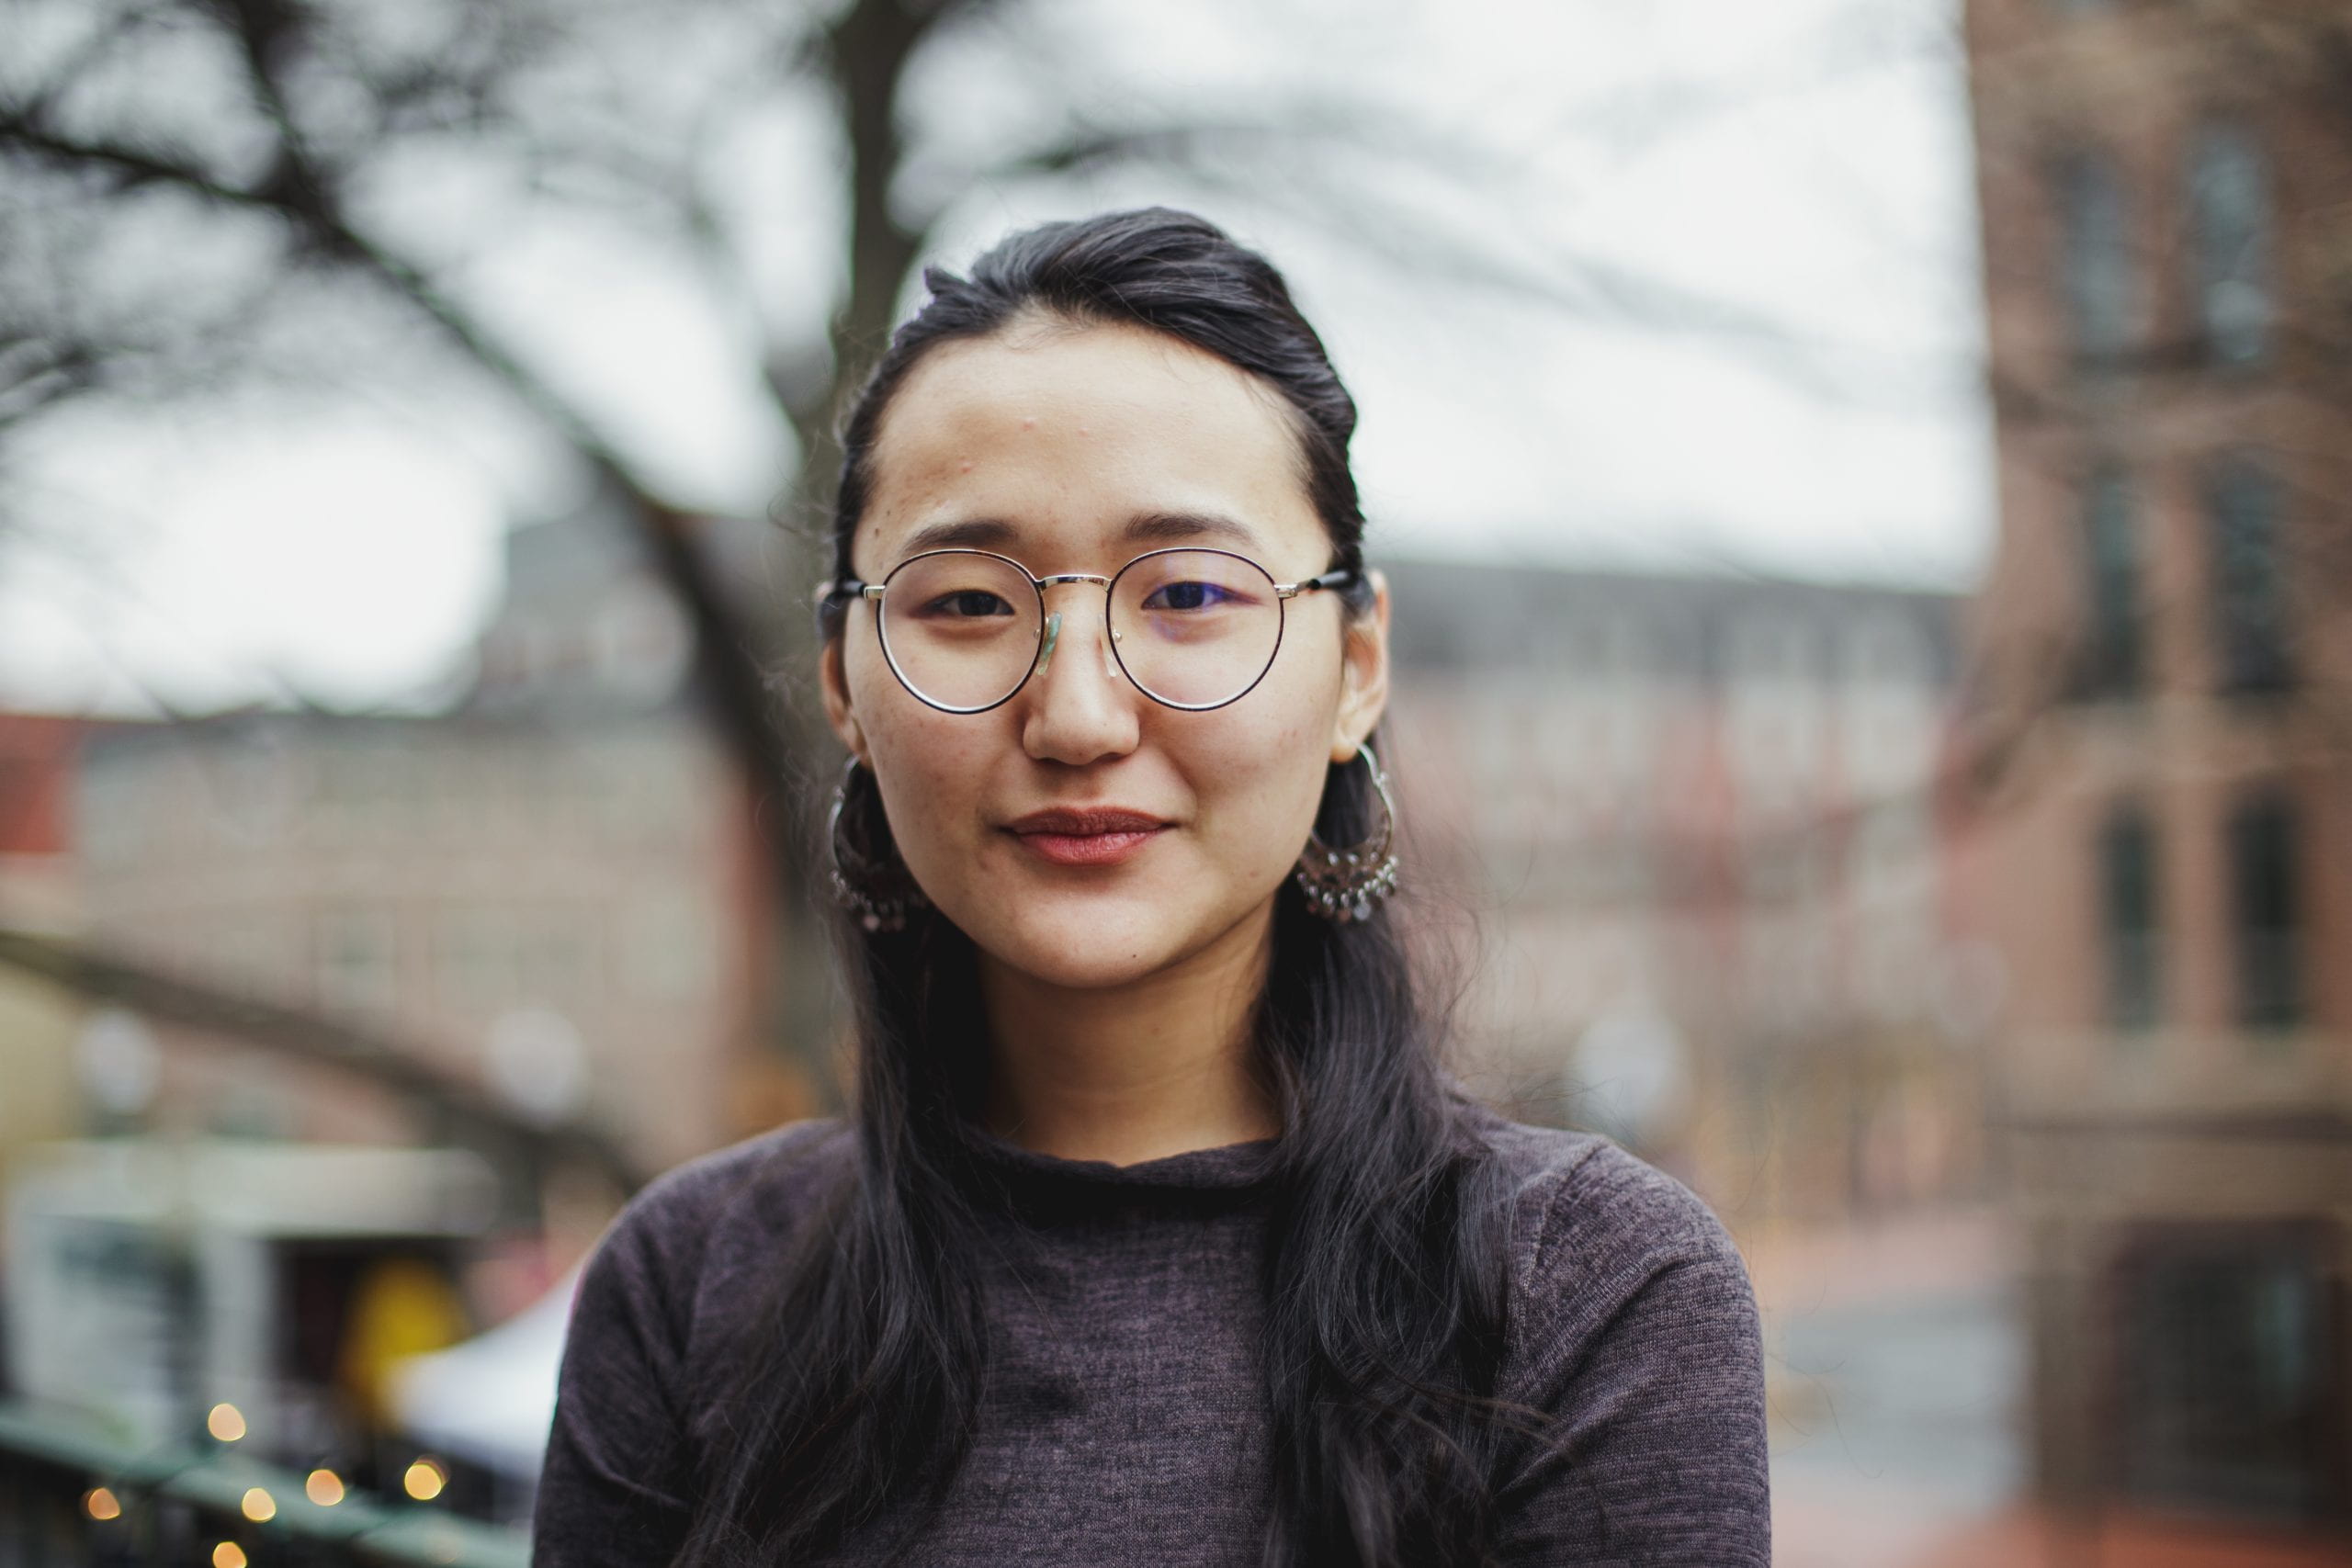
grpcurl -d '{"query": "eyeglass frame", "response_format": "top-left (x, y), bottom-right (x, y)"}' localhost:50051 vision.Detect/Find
top-left (815, 546), bottom-right (1362, 715)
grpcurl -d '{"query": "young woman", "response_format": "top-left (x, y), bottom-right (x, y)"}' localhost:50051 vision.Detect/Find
top-left (534, 209), bottom-right (1769, 1567)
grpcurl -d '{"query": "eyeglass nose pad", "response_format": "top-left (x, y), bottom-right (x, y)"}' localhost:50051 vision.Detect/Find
top-left (1034, 611), bottom-right (1063, 680)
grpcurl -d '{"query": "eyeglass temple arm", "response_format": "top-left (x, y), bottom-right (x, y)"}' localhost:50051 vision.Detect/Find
top-left (813, 580), bottom-right (886, 604)
top-left (1277, 566), bottom-right (1363, 600)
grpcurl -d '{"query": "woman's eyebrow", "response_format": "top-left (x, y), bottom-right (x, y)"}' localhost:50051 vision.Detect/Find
top-left (1121, 511), bottom-right (1261, 550)
top-left (896, 510), bottom-right (1264, 561)
top-left (899, 516), bottom-right (1019, 555)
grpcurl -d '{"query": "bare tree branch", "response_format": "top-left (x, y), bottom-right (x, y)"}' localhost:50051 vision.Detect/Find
top-left (0, 923), bottom-right (646, 1192)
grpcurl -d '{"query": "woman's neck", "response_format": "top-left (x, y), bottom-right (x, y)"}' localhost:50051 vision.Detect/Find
top-left (977, 904), bottom-right (1280, 1167)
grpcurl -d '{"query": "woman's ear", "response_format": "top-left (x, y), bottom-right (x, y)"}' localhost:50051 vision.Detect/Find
top-left (820, 637), bottom-right (868, 764)
top-left (1329, 568), bottom-right (1391, 764)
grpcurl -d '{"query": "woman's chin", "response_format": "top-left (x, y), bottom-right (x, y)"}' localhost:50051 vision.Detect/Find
top-left (950, 886), bottom-right (1261, 994)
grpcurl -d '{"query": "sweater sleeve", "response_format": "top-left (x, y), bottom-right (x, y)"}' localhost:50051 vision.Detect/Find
top-left (1493, 1142), bottom-right (1772, 1566)
top-left (531, 1170), bottom-right (707, 1567)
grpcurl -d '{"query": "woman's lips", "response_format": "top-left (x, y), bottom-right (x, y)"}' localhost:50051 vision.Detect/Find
top-left (1004, 808), bottom-right (1170, 867)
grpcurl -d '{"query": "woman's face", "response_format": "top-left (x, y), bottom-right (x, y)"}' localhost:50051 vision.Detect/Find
top-left (821, 317), bottom-right (1388, 994)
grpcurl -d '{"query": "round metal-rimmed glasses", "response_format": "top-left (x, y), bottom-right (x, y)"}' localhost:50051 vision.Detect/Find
top-left (819, 547), bottom-right (1358, 714)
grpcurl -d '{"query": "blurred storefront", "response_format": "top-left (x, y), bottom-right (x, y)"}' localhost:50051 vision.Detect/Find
top-left (6, 1141), bottom-right (491, 1459)
top-left (1966, 0), bottom-right (2352, 1545)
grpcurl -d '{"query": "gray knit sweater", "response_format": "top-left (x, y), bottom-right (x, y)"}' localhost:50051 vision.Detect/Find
top-left (532, 1112), bottom-right (1770, 1565)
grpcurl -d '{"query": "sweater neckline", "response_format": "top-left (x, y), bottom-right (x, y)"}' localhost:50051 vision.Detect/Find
top-left (966, 1128), bottom-right (1279, 1192)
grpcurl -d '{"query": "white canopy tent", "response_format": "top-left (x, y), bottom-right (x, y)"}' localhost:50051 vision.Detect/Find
top-left (390, 1269), bottom-right (579, 1478)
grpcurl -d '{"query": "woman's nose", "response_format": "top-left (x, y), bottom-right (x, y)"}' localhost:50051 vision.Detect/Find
top-left (1020, 592), bottom-right (1139, 765)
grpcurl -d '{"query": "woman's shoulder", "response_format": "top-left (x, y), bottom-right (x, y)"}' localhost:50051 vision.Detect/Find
top-left (1462, 1108), bottom-right (1750, 1304)
top-left (1458, 1115), bottom-right (1770, 1556)
top-left (592, 1118), bottom-right (856, 1297)
top-left (634, 1116), bottom-right (854, 1213)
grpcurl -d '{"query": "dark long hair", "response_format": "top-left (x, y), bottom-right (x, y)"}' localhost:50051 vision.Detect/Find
top-left (683, 209), bottom-right (1513, 1567)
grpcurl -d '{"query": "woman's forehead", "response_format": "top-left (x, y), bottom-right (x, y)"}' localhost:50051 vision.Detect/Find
top-left (856, 321), bottom-right (1324, 573)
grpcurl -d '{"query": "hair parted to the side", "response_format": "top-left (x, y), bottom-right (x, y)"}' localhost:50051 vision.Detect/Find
top-left (684, 208), bottom-right (1514, 1568)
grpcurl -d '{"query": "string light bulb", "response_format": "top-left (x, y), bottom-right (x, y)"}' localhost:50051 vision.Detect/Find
top-left (241, 1487), bottom-right (276, 1522)
top-left (84, 1487), bottom-right (122, 1521)
top-left (304, 1469), bottom-right (345, 1506)
top-left (402, 1457), bottom-right (447, 1502)
top-left (211, 1544), bottom-right (247, 1568)
top-left (206, 1404), bottom-right (246, 1442)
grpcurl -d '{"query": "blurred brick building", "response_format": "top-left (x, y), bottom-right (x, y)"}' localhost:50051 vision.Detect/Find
top-left (0, 714), bottom-right (87, 1207)
top-left (1966, 0), bottom-right (2352, 1529)
top-left (1381, 560), bottom-right (1992, 1234)
top-left (62, 502), bottom-right (781, 1181)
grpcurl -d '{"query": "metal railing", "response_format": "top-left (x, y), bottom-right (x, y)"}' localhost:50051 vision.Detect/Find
top-left (0, 1400), bottom-right (528, 1568)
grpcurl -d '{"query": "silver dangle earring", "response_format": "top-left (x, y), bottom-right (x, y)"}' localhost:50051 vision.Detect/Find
top-left (828, 760), bottom-right (929, 933)
top-left (1294, 743), bottom-right (1400, 923)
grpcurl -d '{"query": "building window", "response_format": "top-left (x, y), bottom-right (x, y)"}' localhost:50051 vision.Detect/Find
top-left (1725, 615), bottom-right (1826, 818)
top-left (2100, 805), bottom-right (2160, 1032)
top-left (314, 908), bottom-right (401, 1018)
top-left (2228, 793), bottom-right (2302, 1033)
top-left (519, 911), bottom-right (600, 1005)
top-left (435, 907), bottom-right (514, 1010)
top-left (2057, 152), bottom-right (2134, 369)
top-left (2207, 457), bottom-right (2292, 694)
top-left (2080, 468), bottom-right (2142, 697)
top-left (621, 893), bottom-right (718, 1002)
top-left (2120, 1235), bottom-right (2331, 1521)
top-left (2188, 121), bottom-right (2271, 367)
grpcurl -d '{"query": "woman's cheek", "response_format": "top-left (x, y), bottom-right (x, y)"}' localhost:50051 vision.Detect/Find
top-left (1187, 719), bottom-right (1330, 887)
top-left (897, 742), bottom-right (988, 863)
top-left (855, 705), bottom-right (987, 892)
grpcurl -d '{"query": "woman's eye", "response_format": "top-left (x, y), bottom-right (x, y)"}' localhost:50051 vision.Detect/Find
top-left (922, 590), bottom-right (1016, 618)
top-left (1142, 580), bottom-right (1234, 612)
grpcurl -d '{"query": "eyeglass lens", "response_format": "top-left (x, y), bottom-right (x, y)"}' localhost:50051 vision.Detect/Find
top-left (875, 549), bottom-right (1286, 712)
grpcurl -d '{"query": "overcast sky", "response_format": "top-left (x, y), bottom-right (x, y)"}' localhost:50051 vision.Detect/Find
top-left (0, 0), bottom-right (1990, 716)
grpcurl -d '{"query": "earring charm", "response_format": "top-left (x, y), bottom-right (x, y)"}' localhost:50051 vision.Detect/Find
top-left (829, 761), bottom-right (929, 932)
top-left (1294, 743), bottom-right (1400, 923)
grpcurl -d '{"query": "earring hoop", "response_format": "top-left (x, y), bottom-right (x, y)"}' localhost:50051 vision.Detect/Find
top-left (828, 760), bottom-right (929, 932)
top-left (1294, 743), bottom-right (1400, 923)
